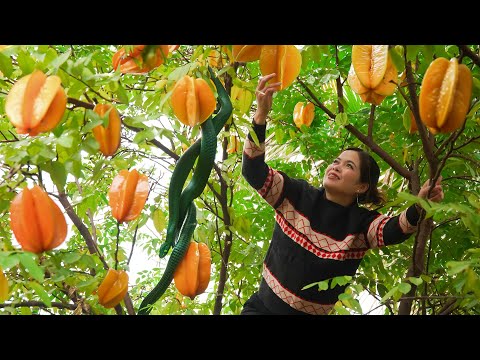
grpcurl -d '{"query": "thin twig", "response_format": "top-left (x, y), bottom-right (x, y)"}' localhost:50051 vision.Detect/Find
top-left (127, 223), bottom-right (140, 266)
top-left (114, 221), bottom-right (120, 270)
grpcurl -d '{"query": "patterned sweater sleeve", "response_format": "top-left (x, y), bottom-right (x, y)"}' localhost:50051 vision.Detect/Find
top-left (242, 121), bottom-right (300, 209)
top-left (363, 205), bottom-right (422, 248)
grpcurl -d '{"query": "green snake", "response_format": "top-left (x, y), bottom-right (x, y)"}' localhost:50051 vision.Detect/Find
top-left (159, 68), bottom-right (233, 258)
top-left (138, 67), bottom-right (232, 315)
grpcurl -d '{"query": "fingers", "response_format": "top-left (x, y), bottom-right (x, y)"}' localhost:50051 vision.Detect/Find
top-left (422, 175), bottom-right (443, 187)
top-left (257, 73), bottom-right (276, 89)
top-left (428, 185), bottom-right (444, 203)
top-left (256, 73), bottom-right (281, 96)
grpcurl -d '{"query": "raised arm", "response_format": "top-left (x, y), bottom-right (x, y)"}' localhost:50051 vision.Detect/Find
top-left (365, 176), bottom-right (445, 248)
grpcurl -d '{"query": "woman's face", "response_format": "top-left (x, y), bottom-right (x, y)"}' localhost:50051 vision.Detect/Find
top-left (323, 150), bottom-right (368, 198)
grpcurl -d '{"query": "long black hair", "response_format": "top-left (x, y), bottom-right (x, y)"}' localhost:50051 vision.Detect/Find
top-left (345, 147), bottom-right (386, 206)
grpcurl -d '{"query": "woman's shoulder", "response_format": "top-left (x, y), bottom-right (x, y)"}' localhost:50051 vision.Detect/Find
top-left (353, 204), bottom-right (382, 222)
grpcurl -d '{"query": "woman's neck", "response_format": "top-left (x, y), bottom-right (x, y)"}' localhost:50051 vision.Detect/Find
top-left (324, 189), bottom-right (356, 207)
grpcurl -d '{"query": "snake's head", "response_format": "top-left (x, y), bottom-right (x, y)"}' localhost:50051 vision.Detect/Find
top-left (159, 243), bottom-right (170, 258)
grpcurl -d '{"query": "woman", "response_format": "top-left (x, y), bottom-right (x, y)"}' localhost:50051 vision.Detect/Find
top-left (240, 73), bottom-right (444, 315)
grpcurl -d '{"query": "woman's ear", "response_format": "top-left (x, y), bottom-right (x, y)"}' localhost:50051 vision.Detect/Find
top-left (356, 183), bottom-right (369, 195)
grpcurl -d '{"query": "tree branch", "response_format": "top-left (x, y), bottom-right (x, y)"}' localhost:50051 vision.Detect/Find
top-left (344, 124), bottom-right (411, 179)
top-left (57, 191), bottom-right (109, 269)
top-left (368, 104), bottom-right (375, 139)
top-left (335, 45), bottom-right (345, 114)
top-left (457, 45), bottom-right (480, 67)
top-left (297, 78), bottom-right (336, 119)
top-left (405, 54), bottom-right (437, 171)
top-left (67, 97), bottom-right (94, 110)
top-left (61, 69), bottom-right (117, 103)
top-left (0, 301), bottom-right (77, 310)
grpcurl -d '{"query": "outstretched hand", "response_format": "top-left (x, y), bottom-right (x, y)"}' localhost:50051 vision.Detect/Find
top-left (253, 73), bottom-right (282, 125)
top-left (418, 175), bottom-right (444, 203)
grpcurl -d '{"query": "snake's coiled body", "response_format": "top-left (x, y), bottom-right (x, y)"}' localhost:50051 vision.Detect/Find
top-left (138, 68), bottom-right (232, 315)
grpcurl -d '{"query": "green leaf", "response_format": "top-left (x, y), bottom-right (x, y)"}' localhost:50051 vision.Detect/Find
top-left (274, 127), bottom-right (285, 143)
top-left (408, 276), bottom-right (423, 286)
top-left (389, 47), bottom-right (404, 73)
top-left (153, 209), bottom-right (166, 234)
top-left (406, 45), bottom-right (421, 62)
top-left (56, 135), bottom-right (74, 148)
top-left (0, 253), bottom-right (20, 269)
top-left (319, 69), bottom-right (340, 84)
top-left (28, 281), bottom-right (52, 307)
top-left (50, 270), bottom-right (67, 282)
top-left (301, 49), bottom-right (310, 70)
top-left (81, 137), bottom-right (100, 155)
top-left (472, 77), bottom-right (480, 98)
top-left (45, 161), bottom-right (67, 190)
top-left (76, 277), bottom-right (97, 290)
top-left (311, 45), bottom-right (325, 62)
top-left (18, 253), bottom-right (44, 282)
top-left (317, 281), bottom-right (329, 291)
top-left (79, 254), bottom-right (97, 269)
top-left (338, 293), bottom-right (352, 301)
top-left (82, 67), bottom-right (94, 81)
top-left (115, 83), bottom-right (130, 104)
top-left (48, 48), bottom-right (71, 72)
top-left (133, 128), bottom-right (156, 144)
top-left (420, 274), bottom-right (432, 283)
top-left (20, 307), bottom-right (32, 315)
top-left (447, 260), bottom-right (471, 275)
top-left (339, 293), bottom-right (362, 314)
top-left (17, 51), bottom-right (36, 74)
top-left (332, 275), bottom-right (352, 287)
top-left (42, 47), bottom-right (58, 67)
top-left (466, 97), bottom-right (480, 118)
top-left (422, 45), bottom-right (434, 64)
top-left (83, 118), bottom-right (103, 133)
top-left (0, 52), bottom-right (13, 77)
top-left (65, 158), bottom-right (83, 179)
top-left (168, 63), bottom-right (196, 82)
top-left (88, 158), bottom-right (105, 183)
top-left (62, 252), bottom-right (82, 264)
top-left (398, 282), bottom-right (412, 294)
top-left (380, 285), bottom-right (398, 303)
top-left (301, 281), bottom-right (319, 291)
top-left (334, 303), bottom-right (351, 315)
top-left (335, 112), bottom-right (348, 126)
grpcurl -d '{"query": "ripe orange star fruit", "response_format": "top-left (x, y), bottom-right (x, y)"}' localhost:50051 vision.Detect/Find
top-left (352, 45), bottom-right (390, 89)
top-left (112, 45), bottom-right (169, 74)
top-left (108, 169), bottom-right (149, 223)
top-left (174, 242), bottom-right (211, 300)
top-left (207, 49), bottom-right (222, 68)
top-left (232, 45), bottom-right (263, 62)
top-left (348, 45), bottom-right (398, 105)
top-left (170, 75), bottom-right (217, 127)
top-left (259, 45), bottom-right (302, 91)
top-left (293, 101), bottom-right (315, 128)
top-left (97, 268), bottom-right (129, 308)
top-left (419, 57), bottom-right (472, 134)
top-left (5, 69), bottom-right (67, 136)
top-left (227, 135), bottom-right (241, 154)
top-left (9, 185), bottom-right (67, 254)
top-left (221, 46), bottom-right (234, 64)
top-left (0, 267), bottom-right (9, 302)
top-left (92, 104), bottom-right (121, 157)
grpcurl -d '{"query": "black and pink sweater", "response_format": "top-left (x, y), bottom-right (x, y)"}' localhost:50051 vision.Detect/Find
top-left (242, 122), bottom-right (420, 315)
